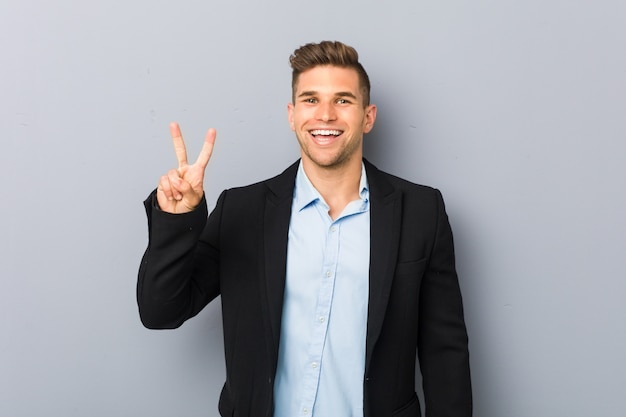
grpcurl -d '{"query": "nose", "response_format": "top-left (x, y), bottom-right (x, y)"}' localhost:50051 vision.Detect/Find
top-left (315, 101), bottom-right (336, 122)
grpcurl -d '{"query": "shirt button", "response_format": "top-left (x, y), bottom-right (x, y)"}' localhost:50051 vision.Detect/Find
top-left (330, 226), bottom-right (337, 232)
top-left (318, 316), bottom-right (325, 323)
top-left (311, 362), bottom-right (318, 368)
top-left (303, 408), bottom-right (309, 414)
top-left (325, 271), bottom-right (332, 278)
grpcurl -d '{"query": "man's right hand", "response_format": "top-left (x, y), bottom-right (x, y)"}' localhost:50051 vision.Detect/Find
top-left (156, 122), bottom-right (216, 214)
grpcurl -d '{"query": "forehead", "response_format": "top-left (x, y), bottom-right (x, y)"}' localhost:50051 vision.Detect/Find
top-left (294, 65), bottom-right (362, 95)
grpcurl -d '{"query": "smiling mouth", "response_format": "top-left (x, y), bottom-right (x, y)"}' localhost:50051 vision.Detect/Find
top-left (309, 129), bottom-right (343, 138)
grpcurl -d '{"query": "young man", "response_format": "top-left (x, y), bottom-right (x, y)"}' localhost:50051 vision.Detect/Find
top-left (138, 41), bottom-right (472, 417)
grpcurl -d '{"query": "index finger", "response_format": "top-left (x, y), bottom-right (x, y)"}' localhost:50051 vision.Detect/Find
top-left (169, 122), bottom-right (188, 168)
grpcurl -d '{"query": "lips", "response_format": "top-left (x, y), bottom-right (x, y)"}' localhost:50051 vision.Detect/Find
top-left (308, 129), bottom-right (344, 145)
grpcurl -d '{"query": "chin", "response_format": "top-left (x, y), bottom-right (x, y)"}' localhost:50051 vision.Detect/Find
top-left (311, 155), bottom-right (351, 170)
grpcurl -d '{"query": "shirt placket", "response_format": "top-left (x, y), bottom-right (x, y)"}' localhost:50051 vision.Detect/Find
top-left (298, 216), bottom-right (340, 417)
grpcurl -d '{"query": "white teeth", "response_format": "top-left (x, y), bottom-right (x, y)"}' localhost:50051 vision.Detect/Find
top-left (310, 129), bottom-right (341, 136)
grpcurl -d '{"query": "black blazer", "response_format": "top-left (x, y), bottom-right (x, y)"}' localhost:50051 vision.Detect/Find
top-left (138, 160), bottom-right (471, 417)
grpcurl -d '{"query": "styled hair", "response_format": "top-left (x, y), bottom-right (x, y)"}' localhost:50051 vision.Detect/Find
top-left (289, 41), bottom-right (371, 106)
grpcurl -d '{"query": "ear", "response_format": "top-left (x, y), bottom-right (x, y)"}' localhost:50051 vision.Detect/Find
top-left (287, 103), bottom-right (295, 131)
top-left (362, 104), bottom-right (377, 133)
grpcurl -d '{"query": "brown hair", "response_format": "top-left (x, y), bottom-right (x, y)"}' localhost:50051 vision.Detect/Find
top-left (289, 41), bottom-right (371, 106)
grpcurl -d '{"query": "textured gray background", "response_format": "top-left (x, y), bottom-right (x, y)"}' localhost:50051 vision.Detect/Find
top-left (2, 1), bottom-right (625, 416)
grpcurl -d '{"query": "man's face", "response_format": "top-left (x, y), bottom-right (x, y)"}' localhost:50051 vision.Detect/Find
top-left (288, 65), bottom-right (376, 171)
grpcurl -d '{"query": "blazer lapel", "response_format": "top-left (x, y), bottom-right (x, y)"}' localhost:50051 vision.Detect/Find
top-left (364, 160), bottom-right (402, 368)
top-left (262, 161), bottom-right (299, 366)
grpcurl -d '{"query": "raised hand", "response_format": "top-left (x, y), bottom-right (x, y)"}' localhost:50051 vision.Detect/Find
top-left (156, 122), bottom-right (216, 214)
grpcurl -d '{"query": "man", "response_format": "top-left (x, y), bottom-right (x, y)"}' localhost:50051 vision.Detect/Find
top-left (138, 41), bottom-right (472, 417)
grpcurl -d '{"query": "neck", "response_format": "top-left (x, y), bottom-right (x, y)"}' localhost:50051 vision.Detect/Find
top-left (301, 156), bottom-right (363, 220)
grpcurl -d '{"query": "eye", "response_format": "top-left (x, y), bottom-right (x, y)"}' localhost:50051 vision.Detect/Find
top-left (304, 98), bottom-right (317, 104)
top-left (336, 99), bottom-right (347, 104)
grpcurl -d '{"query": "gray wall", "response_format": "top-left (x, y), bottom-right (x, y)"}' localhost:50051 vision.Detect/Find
top-left (2, 1), bottom-right (625, 416)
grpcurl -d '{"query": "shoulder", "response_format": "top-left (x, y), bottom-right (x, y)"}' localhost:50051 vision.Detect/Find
top-left (364, 159), bottom-right (442, 201)
top-left (219, 160), bottom-right (299, 202)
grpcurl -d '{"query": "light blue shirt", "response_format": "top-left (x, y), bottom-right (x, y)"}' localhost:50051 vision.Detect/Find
top-left (274, 162), bottom-right (370, 417)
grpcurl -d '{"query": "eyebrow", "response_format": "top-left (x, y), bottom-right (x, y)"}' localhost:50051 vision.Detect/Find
top-left (297, 90), bottom-right (358, 100)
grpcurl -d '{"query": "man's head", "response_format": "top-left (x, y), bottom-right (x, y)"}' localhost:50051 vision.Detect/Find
top-left (287, 41), bottom-right (377, 172)
top-left (290, 41), bottom-right (371, 107)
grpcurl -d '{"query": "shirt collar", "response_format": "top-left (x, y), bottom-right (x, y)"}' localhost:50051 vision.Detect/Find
top-left (293, 161), bottom-right (369, 212)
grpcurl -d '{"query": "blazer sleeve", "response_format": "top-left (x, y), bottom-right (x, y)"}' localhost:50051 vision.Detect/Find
top-left (136, 190), bottom-right (224, 329)
top-left (418, 189), bottom-right (472, 417)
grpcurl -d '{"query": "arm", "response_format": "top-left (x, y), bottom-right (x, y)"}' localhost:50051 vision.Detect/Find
top-left (137, 123), bottom-right (220, 329)
top-left (418, 190), bottom-right (472, 417)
